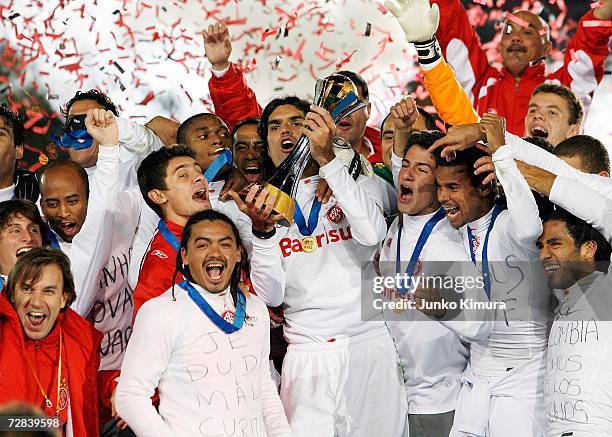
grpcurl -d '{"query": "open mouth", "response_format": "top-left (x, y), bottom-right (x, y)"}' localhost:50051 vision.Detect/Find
top-left (280, 138), bottom-right (295, 152)
top-left (192, 187), bottom-right (209, 202)
top-left (444, 206), bottom-right (460, 220)
top-left (205, 261), bottom-right (226, 283)
top-left (59, 222), bottom-right (77, 236)
top-left (16, 247), bottom-right (33, 257)
top-left (399, 184), bottom-right (414, 203)
top-left (243, 164), bottom-right (262, 182)
top-left (26, 311), bottom-right (47, 328)
top-left (529, 126), bottom-right (549, 139)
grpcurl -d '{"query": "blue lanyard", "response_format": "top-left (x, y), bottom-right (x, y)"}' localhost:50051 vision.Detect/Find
top-left (203, 149), bottom-right (232, 182)
top-left (467, 203), bottom-right (503, 298)
top-left (179, 280), bottom-right (246, 334)
top-left (293, 198), bottom-right (322, 236)
top-left (157, 220), bottom-right (180, 252)
top-left (395, 208), bottom-right (446, 295)
top-left (45, 226), bottom-right (61, 249)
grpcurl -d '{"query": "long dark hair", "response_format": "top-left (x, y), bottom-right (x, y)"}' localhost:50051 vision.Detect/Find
top-left (171, 210), bottom-right (247, 305)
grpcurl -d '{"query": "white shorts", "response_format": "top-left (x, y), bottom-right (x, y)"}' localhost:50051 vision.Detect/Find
top-left (450, 352), bottom-right (546, 437)
top-left (280, 327), bottom-right (408, 437)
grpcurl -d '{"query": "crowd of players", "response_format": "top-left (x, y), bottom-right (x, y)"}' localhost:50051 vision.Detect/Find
top-left (0, 0), bottom-right (611, 436)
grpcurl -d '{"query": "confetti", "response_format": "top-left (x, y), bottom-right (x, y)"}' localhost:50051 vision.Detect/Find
top-left (365, 23), bottom-right (372, 37)
top-left (505, 12), bottom-right (531, 29)
top-left (138, 91), bottom-right (155, 105)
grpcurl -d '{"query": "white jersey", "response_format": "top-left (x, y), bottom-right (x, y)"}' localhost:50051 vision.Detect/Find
top-left (0, 184), bottom-right (15, 202)
top-left (379, 210), bottom-right (491, 414)
top-left (550, 176), bottom-right (612, 243)
top-left (466, 146), bottom-right (551, 375)
top-left (250, 157), bottom-right (388, 344)
top-left (546, 268), bottom-right (612, 436)
top-left (115, 282), bottom-right (291, 437)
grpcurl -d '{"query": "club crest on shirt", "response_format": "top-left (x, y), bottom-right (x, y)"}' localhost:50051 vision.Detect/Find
top-left (151, 249), bottom-right (168, 259)
top-left (221, 309), bottom-right (235, 323)
top-left (386, 237), bottom-right (393, 248)
top-left (327, 204), bottom-right (345, 224)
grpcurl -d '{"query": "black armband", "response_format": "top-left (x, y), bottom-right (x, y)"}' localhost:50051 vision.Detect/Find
top-left (414, 37), bottom-right (442, 66)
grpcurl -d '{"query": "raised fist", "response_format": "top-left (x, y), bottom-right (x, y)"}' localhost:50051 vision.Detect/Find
top-left (85, 109), bottom-right (118, 147)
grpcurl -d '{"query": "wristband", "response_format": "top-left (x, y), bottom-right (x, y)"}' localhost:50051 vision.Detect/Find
top-left (413, 37), bottom-right (442, 66)
top-left (252, 227), bottom-right (276, 239)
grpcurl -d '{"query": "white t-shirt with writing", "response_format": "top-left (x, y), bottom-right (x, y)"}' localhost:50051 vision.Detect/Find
top-left (546, 269), bottom-right (612, 436)
top-left (115, 283), bottom-right (291, 437)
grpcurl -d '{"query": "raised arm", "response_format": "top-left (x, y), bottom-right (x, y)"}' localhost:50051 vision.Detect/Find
top-left (482, 114), bottom-right (543, 248)
top-left (547, 2), bottom-right (612, 107)
top-left (70, 110), bottom-right (120, 317)
top-left (117, 118), bottom-right (165, 159)
top-left (520, 164), bottom-right (612, 244)
top-left (203, 23), bottom-right (262, 131)
top-left (304, 106), bottom-right (386, 245)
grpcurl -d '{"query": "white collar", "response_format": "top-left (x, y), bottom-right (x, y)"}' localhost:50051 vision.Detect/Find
top-left (467, 205), bottom-right (496, 235)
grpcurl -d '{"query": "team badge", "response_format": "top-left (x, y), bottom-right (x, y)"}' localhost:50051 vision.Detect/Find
top-left (221, 309), bottom-right (235, 324)
top-left (327, 204), bottom-right (345, 224)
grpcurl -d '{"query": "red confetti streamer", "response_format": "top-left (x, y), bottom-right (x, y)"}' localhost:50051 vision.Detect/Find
top-left (335, 50), bottom-right (358, 69)
top-left (138, 91), bottom-right (155, 105)
top-left (261, 28), bottom-right (278, 41)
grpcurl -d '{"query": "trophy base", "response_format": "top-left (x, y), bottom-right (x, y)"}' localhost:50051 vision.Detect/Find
top-left (239, 182), bottom-right (294, 227)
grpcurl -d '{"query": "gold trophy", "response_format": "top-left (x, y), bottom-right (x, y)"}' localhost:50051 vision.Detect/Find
top-left (256, 73), bottom-right (367, 227)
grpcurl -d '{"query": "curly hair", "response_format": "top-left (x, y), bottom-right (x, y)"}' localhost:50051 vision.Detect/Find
top-left (0, 103), bottom-right (25, 146)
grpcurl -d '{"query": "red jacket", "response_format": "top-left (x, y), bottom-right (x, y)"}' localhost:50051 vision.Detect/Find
top-left (432, 0), bottom-right (611, 135)
top-left (133, 219), bottom-right (184, 317)
top-left (0, 292), bottom-right (101, 436)
top-left (209, 63), bottom-right (262, 132)
top-left (208, 63), bottom-right (383, 164)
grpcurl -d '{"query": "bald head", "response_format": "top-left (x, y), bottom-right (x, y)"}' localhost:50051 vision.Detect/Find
top-left (500, 10), bottom-right (551, 78)
top-left (40, 161), bottom-right (89, 242)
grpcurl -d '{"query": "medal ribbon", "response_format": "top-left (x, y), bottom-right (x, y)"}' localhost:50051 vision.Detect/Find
top-left (179, 280), bottom-right (246, 334)
top-left (157, 220), bottom-right (180, 252)
top-left (293, 198), bottom-right (322, 236)
top-left (467, 202), bottom-right (503, 299)
top-left (203, 149), bottom-right (233, 182)
top-left (45, 225), bottom-right (61, 249)
top-left (395, 208), bottom-right (446, 295)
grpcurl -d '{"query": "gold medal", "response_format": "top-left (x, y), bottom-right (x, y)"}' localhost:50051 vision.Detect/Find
top-left (301, 236), bottom-right (318, 253)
